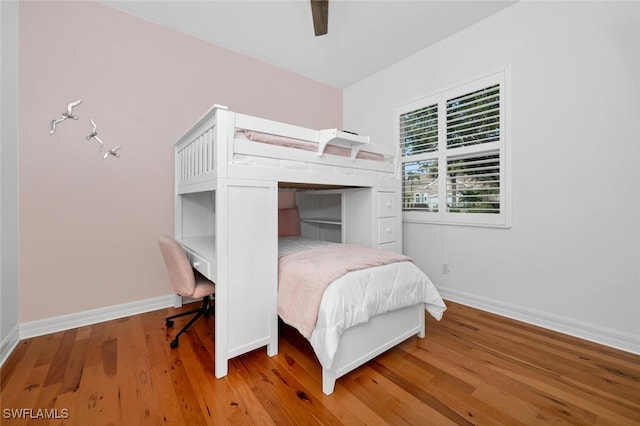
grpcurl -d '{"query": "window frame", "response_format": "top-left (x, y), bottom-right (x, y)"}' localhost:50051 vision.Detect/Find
top-left (396, 68), bottom-right (511, 228)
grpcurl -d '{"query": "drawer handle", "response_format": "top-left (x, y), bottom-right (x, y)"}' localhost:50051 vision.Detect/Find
top-left (385, 202), bottom-right (392, 207)
top-left (192, 261), bottom-right (200, 268)
top-left (386, 228), bottom-right (392, 233)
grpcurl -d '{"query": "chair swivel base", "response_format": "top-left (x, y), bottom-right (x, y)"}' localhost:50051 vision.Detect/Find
top-left (165, 295), bottom-right (214, 348)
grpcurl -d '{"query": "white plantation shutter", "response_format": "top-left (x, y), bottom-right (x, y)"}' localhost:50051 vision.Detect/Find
top-left (400, 104), bottom-right (438, 155)
top-left (402, 159), bottom-right (439, 212)
top-left (399, 97), bottom-right (440, 213)
top-left (398, 69), bottom-right (510, 227)
top-left (446, 153), bottom-right (500, 214)
top-left (446, 84), bottom-right (500, 149)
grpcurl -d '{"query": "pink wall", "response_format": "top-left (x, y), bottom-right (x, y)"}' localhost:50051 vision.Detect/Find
top-left (18, 1), bottom-right (342, 322)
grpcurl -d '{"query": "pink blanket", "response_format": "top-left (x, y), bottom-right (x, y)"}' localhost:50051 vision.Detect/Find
top-left (277, 244), bottom-right (413, 339)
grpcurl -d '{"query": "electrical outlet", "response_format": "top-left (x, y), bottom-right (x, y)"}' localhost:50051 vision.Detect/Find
top-left (442, 264), bottom-right (450, 274)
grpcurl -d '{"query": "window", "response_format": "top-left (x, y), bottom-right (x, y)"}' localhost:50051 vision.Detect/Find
top-left (398, 69), bottom-right (510, 227)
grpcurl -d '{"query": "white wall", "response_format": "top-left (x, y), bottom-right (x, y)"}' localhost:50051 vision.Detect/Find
top-left (344, 1), bottom-right (640, 353)
top-left (1, 0), bottom-right (20, 365)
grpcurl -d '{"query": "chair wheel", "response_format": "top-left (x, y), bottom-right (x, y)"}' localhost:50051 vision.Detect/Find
top-left (166, 319), bottom-right (174, 328)
top-left (170, 339), bottom-right (179, 349)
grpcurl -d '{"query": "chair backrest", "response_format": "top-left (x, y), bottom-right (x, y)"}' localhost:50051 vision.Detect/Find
top-left (158, 235), bottom-right (195, 297)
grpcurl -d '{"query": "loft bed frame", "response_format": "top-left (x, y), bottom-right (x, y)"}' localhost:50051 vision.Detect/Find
top-left (175, 105), bottom-right (398, 193)
top-left (173, 105), bottom-right (423, 395)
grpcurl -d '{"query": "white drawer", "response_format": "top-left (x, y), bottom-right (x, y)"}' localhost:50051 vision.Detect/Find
top-left (377, 192), bottom-right (396, 218)
top-left (377, 217), bottom-right (397, 245)
top-left (187, 250), bottom-right (211, 279)
top-left (378, 241), bottom-right (400, 253)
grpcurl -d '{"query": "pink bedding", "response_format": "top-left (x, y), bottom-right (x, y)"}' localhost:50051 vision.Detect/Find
top-left (277, 244), bottom-right (412, 338)
top-left (241, 130), bottom-right (385, 162)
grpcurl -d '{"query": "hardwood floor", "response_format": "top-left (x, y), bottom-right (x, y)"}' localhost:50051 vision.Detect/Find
top-left (2, 301), bottom-right (639, 425)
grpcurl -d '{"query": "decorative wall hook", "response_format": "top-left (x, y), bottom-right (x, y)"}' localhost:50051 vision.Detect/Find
top-left (50, 100), bottom-right (82, 134)
top-left (86, 119), bottom-right (104, 151)
top-left (103, 146), bottom-right (121, 159)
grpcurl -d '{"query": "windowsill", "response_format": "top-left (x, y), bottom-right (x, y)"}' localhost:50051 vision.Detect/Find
top-left (402, 214), bottom-right (512, 229)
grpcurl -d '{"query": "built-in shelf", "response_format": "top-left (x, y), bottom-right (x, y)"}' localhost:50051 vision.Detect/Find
top-left (300, 218), bottom-right (341, 226)
top-left (297, 190), bottom-right (343, 243)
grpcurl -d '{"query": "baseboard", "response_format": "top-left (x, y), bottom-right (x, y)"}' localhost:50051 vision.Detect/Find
top-left (19, 295), bottom-right (176, 340)
top-left (0, 325), bottom-right (20, 367)
top-left (438, 287), bottom-right (640, 356)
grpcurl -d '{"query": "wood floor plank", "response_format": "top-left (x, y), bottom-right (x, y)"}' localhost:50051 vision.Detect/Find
top-left (224, 358), bottom-right (279, 425)
top-left (2, 300), bottom-right (639, 425)
top-left (58, 364), bottom-right (103, 426)
top-left (1, 339), bottom-right (38, 401)
top-left (0, 338), bottom-right (31, 386)
top-left (61, 322), bottom-right (114, 425)
top-left (237, 348), bottom-right (343, 425)
top-left (274, 340), bottom-right (375, 425)
top-left (178, 331), bottom-right (234, 425)
top-left (118, 316), bottom-right (161, 426)
top-left (340, 366), bottom-right (416, 425)
top-left (424, 303), bottom-right (640, 424)
top-left (58, 336), bottom-right (88, 394)
top-left (140, 309), bottom-right (191, 425)
top-left (359, 361), bottom-right (459, 425)
top-left (165, 353), bottom-right (210, 425)
top-left (2, 363), bottom-right (50, 415)
top-left (276, 330), bottom-right (404, 425)
top-left (409, 339), bottom-right (554, 424)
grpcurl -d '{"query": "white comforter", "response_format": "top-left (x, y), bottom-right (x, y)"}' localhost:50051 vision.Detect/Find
top-left (278, 237), bottom-right (446, 369)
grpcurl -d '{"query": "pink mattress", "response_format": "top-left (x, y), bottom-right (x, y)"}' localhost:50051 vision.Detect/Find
top-left (239, 130), bottom-right (384, 162)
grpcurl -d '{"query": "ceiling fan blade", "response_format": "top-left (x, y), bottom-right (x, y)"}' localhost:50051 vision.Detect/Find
top-left (310, 0), bottom-right (328, 36)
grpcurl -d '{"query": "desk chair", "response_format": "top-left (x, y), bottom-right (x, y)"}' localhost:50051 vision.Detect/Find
top-left (158, 235), bottom-right (215, 349)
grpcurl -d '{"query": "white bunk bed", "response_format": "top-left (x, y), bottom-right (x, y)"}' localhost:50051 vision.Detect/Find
top-left (173, 105), bottom-right (444, 395)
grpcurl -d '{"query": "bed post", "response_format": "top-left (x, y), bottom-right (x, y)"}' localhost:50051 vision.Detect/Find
top-left (418, 307), bottom-right (426, 338)
top-left (322, 369), bottom-right (337, 395)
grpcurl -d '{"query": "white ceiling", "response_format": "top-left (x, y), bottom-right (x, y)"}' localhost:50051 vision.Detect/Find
top-left (103, 0), bottom-right (515, 88)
